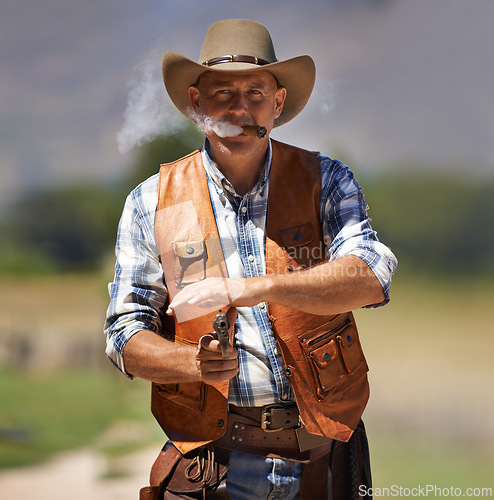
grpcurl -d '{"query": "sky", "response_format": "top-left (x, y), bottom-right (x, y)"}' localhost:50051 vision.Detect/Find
top-left (1, 0), bottom-right (493, 205)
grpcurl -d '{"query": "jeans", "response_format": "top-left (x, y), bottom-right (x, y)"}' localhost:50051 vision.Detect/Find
top-left (226, 451), bottom-right (304, 500)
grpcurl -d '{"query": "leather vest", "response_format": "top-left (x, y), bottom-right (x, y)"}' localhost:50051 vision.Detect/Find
top-left (152, 140), bottom-right (369, 455)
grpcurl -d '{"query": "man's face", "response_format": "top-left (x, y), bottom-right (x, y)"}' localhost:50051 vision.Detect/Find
top-left (188, 70), bottom-right (286, 155)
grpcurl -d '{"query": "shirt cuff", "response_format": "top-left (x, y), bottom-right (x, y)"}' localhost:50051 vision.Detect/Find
top-left (104, 323), bottom-right (154, 379)
top-left (344, 242), bottom-right (398, 308)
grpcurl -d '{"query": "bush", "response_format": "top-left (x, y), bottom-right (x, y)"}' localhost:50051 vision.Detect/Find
top-left (362, 172), bottom-right (494, 276)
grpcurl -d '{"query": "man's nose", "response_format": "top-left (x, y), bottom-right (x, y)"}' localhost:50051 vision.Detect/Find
top-left (229, 92), bottom-right (248, 112)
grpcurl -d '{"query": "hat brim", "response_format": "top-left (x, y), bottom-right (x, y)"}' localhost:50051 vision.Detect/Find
top-left (162, 51), bottom-right (316, 127)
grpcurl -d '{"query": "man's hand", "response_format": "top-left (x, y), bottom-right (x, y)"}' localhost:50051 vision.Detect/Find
top-left (166, 277), bottom-right (260, 319)
top-left (195, 307), bottom-right (238, 384)
top-left (195, 333), bottom-right (239, 384)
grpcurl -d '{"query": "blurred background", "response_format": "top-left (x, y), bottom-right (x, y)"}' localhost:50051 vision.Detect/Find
top-left (1, 0), bottom-right (493, 497)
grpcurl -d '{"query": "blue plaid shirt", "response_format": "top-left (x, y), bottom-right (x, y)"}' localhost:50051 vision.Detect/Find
top-left (105, 140), bottom-right (397, 406)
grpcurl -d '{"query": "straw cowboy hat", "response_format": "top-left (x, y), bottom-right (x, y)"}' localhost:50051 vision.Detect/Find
top-left (162, 19), bottom-right (316, 127)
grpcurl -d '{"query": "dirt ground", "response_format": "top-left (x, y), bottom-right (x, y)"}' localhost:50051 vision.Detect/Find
top-left (0, 446), bottom-right (158, 500)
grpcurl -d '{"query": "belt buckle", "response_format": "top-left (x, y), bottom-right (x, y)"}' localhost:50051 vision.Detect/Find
top-left (261, 404), bottom-right (285, 433)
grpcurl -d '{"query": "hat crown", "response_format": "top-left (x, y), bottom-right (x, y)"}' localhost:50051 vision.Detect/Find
top-left (198, 19), bottom-right (277, 65)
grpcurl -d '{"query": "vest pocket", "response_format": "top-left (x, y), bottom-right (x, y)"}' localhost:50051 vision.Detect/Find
top-left (298, 316), bottom-right (368, 401)
top-left (154, 381), bottom-right (206, 412)
top-left (173, 240), bottom-right (207, 289)
top-left (280, 223), bottom-right (324, 271)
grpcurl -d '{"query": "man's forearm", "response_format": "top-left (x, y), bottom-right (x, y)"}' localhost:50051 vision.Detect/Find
top-left (248, 255), bottom-right (385, 315)
top-left (167, 256), bottom-right (385, 320)
top-left (123, 330), bottom-right (200, 384)
top-left (123, 325), bottom-right (239, 385)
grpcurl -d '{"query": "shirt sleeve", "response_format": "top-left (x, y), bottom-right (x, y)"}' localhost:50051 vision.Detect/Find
top-left (319, 155), bottom-right (398, 307)
top-left (104, 174), bottom-right (167, 376)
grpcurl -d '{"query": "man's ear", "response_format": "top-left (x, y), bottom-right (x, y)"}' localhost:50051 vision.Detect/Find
top-left (188, 85), bottom-right (200, 112)
top-left (274, 87), bottom-right (287, 119)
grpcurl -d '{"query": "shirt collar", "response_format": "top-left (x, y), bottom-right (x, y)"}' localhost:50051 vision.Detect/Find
top-left (201, 139), bottom-right (271, 199)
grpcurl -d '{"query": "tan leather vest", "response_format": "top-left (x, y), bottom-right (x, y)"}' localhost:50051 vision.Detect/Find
top-left (152, 140), bottom-right (369, 454)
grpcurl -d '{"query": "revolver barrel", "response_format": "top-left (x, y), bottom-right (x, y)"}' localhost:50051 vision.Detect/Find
top-left (213, 311), bottom-right (230, 359)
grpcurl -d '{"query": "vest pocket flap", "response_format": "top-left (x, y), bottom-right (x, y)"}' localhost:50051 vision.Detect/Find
top-left (306, 339), bottom-right (347, 396)
top-left (154, 381), bottom-right (206, 411)
top-left (280, 223), bottom-right (314, 248)
top-left (336, 332), bottom-right (368, 375)
top-left (172, 240), bottom-right (207, 289)
top-left (338, 330), bottom-right (356, 349)
top-left (310, 340), bottom-right (338, 367)
top-left (173, 240), bottom-right (206, 259)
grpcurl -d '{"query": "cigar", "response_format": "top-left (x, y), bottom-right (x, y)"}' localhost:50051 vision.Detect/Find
top-left (241, 125), bottom-right (267, 138)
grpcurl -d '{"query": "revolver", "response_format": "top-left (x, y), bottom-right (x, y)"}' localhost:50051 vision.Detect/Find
top-left (213, 311), bottom-right (230, 359)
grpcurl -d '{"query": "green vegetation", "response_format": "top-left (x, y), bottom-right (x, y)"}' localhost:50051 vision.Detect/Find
top-left (3, 185), bottom-right (125, 273)
top-left (362, 171), bottom-right (494, 276)
top-left (0, 369), bottom-right (160, 469)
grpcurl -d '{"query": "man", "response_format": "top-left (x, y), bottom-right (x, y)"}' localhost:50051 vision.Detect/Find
top-left (105, 19), bottom-right (397, 499)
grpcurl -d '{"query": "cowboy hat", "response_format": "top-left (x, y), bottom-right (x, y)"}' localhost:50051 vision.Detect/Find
top-left (161, 19), bottom-right (316, 127)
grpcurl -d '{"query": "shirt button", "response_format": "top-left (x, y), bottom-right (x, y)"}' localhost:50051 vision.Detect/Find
top-left (248, 254), bottom-right (255, 262)
top-left (241, 206), bottom-right (248, 214)
top-left (259, 303), bottom-right (265, 309)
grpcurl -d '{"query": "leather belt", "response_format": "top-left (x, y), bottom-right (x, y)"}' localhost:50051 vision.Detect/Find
top-left (229, 403), bottom-right (300, 431)
top-left (213, 404), bottom-right (333, 462)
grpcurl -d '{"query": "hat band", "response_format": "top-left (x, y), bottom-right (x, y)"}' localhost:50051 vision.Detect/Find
top-left (202, 55), bottom-right (270, 67)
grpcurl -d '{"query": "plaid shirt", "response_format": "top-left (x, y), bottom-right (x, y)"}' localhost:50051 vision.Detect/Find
top-left (105, 140), bottom-right (397, 406)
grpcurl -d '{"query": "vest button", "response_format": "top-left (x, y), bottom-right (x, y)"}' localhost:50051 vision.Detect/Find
top-left (286, 367), bottom-right (292, 376)
top-left (218, 419), bottom-right (224, 427)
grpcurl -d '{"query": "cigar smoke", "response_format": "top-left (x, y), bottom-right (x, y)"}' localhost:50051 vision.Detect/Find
top-left (116, 56), bottom-right (185, 154)
top-left (188, 110), bottom-right (265, 139)
top-left (187, 110), bottom-right (241, 138)
top-left (309, 78), bottom-right (338, 116)
top-left (204, 116), bottom-right (243, 138)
